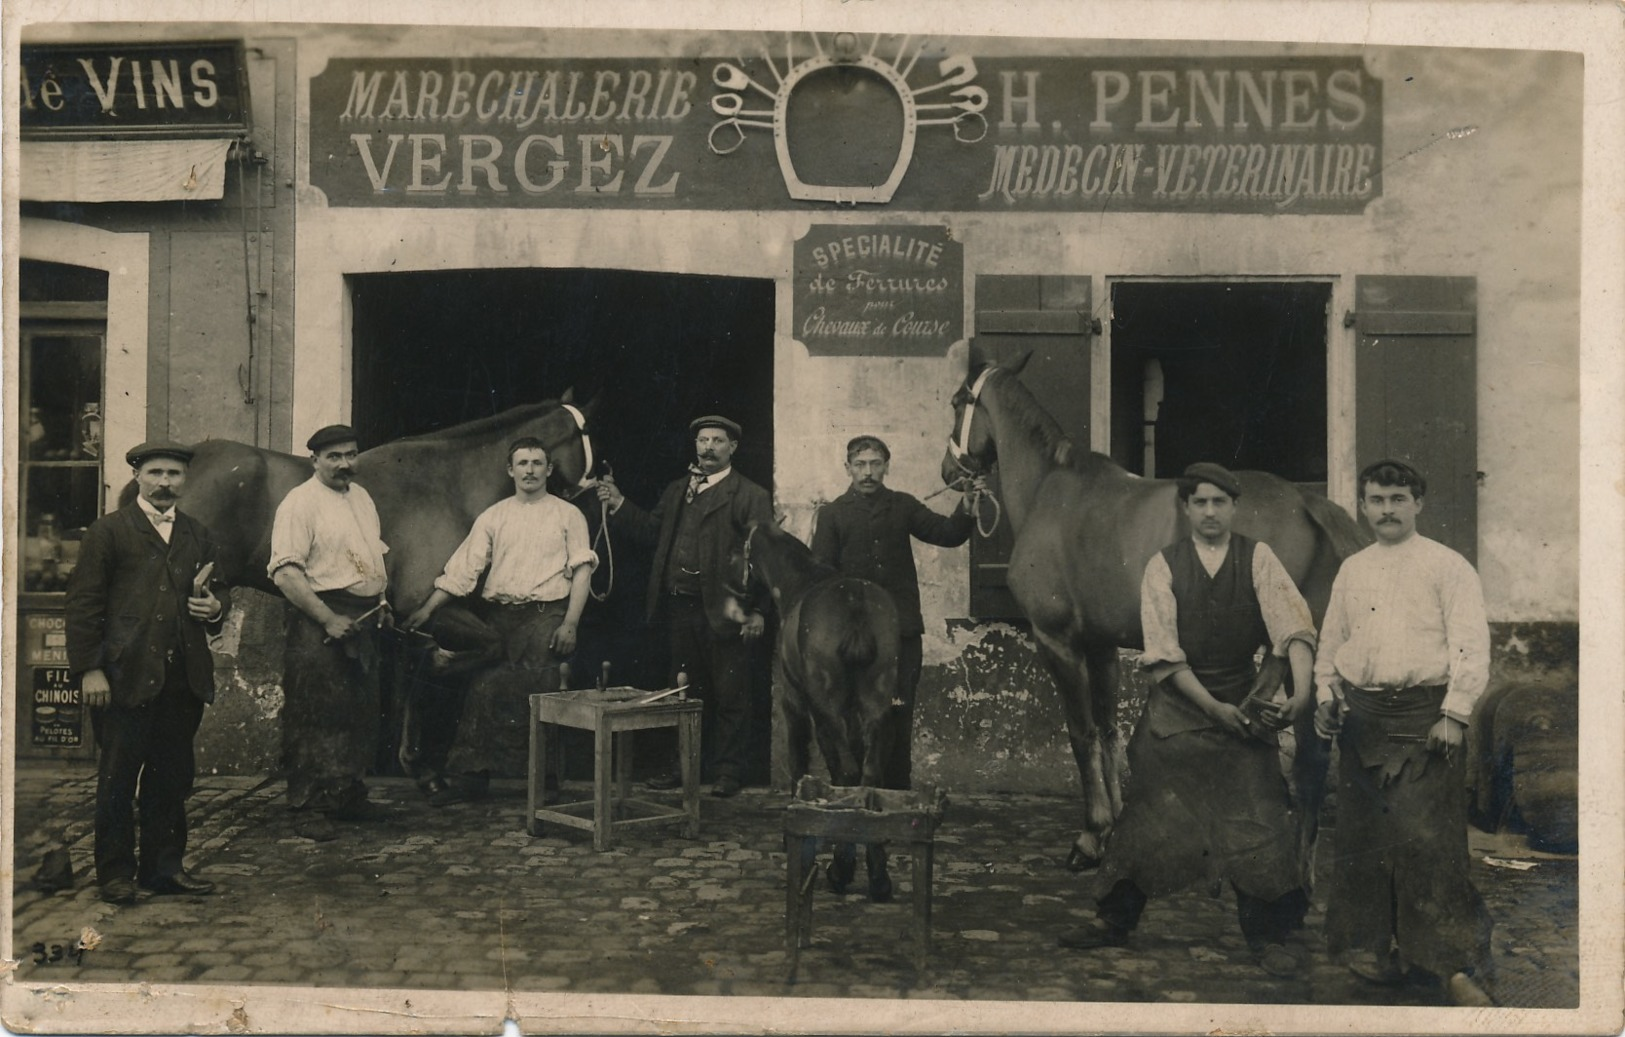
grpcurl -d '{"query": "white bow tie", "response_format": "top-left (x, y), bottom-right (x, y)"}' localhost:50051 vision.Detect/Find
top-left (151, 510), bottom-right (174, 525)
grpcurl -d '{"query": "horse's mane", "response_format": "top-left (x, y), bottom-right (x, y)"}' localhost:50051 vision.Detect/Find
top-left (988, 368), bottom-right (1134, 479)
top-left (756, 524), bottom-right (839, 583)
top-left (392, 398), bottom-right (568, 446)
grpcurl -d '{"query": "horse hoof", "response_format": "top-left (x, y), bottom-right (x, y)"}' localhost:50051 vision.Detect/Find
top-left (1065, 846), bottom-right (1101, 873)
top-left (868, 875), bottom-right (894, 903)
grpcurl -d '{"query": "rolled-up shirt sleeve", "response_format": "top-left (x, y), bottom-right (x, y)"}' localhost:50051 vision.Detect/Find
top-left (564, 505), bottom-right (598, 573)
top-left (1252, 542), bottom-right (1317, 659)
top-left (433, 515), bottom-right (495, 598)
top-left (1313, 571), bottom-right (1352, 708)
top-left (1138, 552), bottom-right (1188, 682)
top-left (267, 496), bottom-right (313, 579)
top-left (1440, 552), bottom-right (1491, 723)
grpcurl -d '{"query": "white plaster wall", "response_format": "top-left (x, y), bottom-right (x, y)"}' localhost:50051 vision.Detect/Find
top-left (293, 37), bottom-right (1580, 629)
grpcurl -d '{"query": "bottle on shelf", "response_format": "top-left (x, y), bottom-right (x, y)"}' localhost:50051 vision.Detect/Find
top-left (78, 403), bottom-right (102, 460)
top-left (28, 407), bottom-right (47, 459)
top-left (36, 513), bottom-right (63, 591)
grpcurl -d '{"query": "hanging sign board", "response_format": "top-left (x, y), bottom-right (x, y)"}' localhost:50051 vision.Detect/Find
top-left (793, 225), bottom-right (963, 356)
top-left (308, 47), bottom-right (1381, 214)
top-left (20, 41), bottom-right (250, 139)
top-left (31, 668), bottom-right (85, 748)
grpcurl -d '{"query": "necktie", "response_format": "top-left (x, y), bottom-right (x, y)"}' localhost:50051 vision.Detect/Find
top-left (685, 465), bottom-right (707, 504)
top-left (151, 510), bottom-right (174, 525)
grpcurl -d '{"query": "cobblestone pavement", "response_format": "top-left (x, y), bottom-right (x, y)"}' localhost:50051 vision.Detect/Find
top-left (7, 767), bottom-right (1578, 1008)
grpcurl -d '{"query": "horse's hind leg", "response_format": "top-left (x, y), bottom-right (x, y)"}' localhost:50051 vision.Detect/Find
top-left (828, 842), bottom-right (857, 895)
top-left (1034, 632), bottom-right (1114, 870)
top-left (865, 843), bottom-right (893, 903)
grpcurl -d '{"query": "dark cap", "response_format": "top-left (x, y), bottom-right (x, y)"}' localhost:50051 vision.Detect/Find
top-left (306, 424), bottom-right (360, 453)
top-left (1182, 461), bottom-right (1242, 498)
top-left (688, 415), bottom-right (742, 440)
top-left (126, 440), bottom-right (194, 468)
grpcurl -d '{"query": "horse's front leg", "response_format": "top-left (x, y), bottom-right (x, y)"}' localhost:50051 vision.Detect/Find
top-left (1083, 645), bottom-right (1126, 819)
top-left (417, 603), bottom-right (507, 677)
top-left (1034, 632), bottom-right (1114, 871)
top-left (864, 843), bottom-right (892, 903)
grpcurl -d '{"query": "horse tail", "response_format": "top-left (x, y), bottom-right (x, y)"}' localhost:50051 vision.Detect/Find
top-left (836, 592), bottom-right (878, 669)
top-left (1301, 490), bottom-right (1370, 562)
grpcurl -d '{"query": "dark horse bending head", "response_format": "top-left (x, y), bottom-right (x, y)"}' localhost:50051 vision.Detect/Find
top-left (123, 393), bottom-right (597, 609)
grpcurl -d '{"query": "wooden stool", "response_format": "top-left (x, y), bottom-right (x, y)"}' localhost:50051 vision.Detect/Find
top-left (782, 777), bottom-right (947, 972)
top-left (527, 687), bottom-right (702, 851)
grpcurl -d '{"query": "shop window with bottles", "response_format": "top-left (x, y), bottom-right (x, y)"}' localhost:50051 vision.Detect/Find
top-left (20, 260), bottom-right (109, 597)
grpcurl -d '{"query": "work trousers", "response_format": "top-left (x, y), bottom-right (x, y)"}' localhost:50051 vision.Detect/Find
top-left (1097, 877), bottom-right (1308, 951)
top-left (92, 663), bottom-right (205, 886)
top-left (444, 599), bottom-right (566, 778)
top-left (666, 594), bottom-right (752, 782)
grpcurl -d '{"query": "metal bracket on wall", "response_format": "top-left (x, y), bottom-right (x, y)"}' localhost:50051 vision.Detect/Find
top-left (1343, 309), bottom-right (1358, 329)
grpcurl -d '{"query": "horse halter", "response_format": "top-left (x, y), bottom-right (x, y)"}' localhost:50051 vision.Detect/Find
top-left (946, 365), bottom-right (996, 478)
top-left (560, 403), bottom-right (594, 490)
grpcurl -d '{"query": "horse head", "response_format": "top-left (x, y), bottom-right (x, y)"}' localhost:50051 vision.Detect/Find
top-left (941, 347), bottom-right (1033, 486)
top-left (541, 389), bottom-right (601, 496)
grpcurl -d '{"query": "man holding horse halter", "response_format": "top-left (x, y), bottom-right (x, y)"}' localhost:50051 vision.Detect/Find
top-left (1312, 458), bottom-right (1495, 1007)
top-left (269, 425), bottom-right (391, 839)
top-left (1059, 461), bottom-right (1316, 979)
top-left (598, 414), bottom-right (773, 799)
top-left (402, 437), bottom-right (598, 806)
top-left (811, 434), bottom-right (978, 789)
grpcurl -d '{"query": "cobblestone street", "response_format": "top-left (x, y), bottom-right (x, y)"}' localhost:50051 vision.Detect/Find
top-left (5, 765), bottom-right (1579, 1018)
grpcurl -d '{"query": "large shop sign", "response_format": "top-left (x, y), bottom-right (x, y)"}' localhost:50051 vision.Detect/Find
top-left (309, 42), bottom-right (1381, 214)
top-left (793, 225), bottom-right (963, 356)
top-left (20, 41), bottom-right (250, 138)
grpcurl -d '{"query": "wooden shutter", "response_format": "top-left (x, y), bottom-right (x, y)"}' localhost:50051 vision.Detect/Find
top-left (969, 275), bottom-right (1094, 618)
top-left (1353, 275), bottom-right (1478, 563)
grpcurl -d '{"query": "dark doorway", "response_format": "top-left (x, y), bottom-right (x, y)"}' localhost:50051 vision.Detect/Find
top-left (1109, 281), bottom-right (1329, 490)
top-left (349, 267), bottom-right (776, 785)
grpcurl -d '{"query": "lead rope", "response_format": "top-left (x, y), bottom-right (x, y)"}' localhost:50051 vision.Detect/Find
top-left (589, 492), bottom-right (615, 603)
top-left (923, 476), bottom-right (1001, 538)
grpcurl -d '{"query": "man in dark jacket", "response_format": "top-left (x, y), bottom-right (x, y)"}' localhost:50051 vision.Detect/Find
top-left (810, 435), bottom-right (977, 788)
top-left (598, 415), bottom-right (774, 797)
top-left (66, 441), bottom-right (230, 905)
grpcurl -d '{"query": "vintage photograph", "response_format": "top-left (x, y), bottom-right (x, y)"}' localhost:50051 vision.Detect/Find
top-left (4, 1), bottom-right (1621, 1034)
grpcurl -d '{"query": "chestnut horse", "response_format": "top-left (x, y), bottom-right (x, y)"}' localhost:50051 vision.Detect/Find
top-left (941, 351), bottom-right (1368, 871)
top-left (721, 521), bottom-right (901, 901)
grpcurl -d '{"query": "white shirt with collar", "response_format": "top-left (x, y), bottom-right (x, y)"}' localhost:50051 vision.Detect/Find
top-left (136, 495), bottom-right (177, 545)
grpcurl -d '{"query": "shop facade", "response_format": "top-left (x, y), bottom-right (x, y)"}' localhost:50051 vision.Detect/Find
top-left (13, 23), bottom-right (1581, 793)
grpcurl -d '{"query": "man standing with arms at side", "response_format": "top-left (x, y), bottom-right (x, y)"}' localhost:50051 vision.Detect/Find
top-left (597, 415), bottom-right (773, 798)
top-left (1313, 458), bottom-right (1495, 1006)
top-left (403, 437), bottom-right (597, 806)
top-left (1058, 462), bottom-right (1317, 978)
top-left (269, 425), bottom-right (391, 840)
top-left (66, 441), bottom-right (230, 904)
top-left (810, 435), bottom-right (978, 789)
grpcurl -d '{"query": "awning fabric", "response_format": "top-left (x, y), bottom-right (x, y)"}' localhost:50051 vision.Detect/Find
top-left (20, 139), bottom-right (231, 203)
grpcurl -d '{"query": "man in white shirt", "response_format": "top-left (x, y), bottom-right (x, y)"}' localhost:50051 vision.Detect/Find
top-left (1313, 458), bottom-right (1495, 1007)
top-left (404, 437), bottom-right (597, 806)
top-left (269, 425), bottom-right (391, 839)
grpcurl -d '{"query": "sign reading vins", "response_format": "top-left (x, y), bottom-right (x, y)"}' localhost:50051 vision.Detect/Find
top-left (307, 52), bottom-right (1381, 214)
top-left (20, 42), bottom-right (250, 138)
top-left (793, 226), bottom-right (963, 356)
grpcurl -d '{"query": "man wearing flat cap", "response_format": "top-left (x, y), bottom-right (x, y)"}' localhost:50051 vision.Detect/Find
top-left (66, 441), bottom-right (230, 904)
top-left (1060, 462), bottom-right (1317, 979)
top-left (598, 415), bottom-right (773, 797)
top-left (269, 425), bottom-right (390, 838)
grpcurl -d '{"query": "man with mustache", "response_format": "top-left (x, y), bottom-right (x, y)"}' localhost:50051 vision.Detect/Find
top-left (598, 415), bottom-right (773, 798)
top-left (403, 438), bottom-right (597, 806)
top-left (1059, 462), bottom-right (1317, 979)
top-left (66, 441), bottom-right (230, 904)
top-left (1313, 458), bottom-right (1495, 1006)
top-left (269, 425), bottom-right (391, 840)
top-left (809, 435), bottom-right (979, 788)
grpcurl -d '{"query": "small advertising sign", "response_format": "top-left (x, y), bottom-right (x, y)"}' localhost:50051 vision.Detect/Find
top-left (32, 667), bottom-right (85, 748)
top-left (793, 225), bottom-right (963, 356)
top-left (24, 613), bottom-right (70, 667)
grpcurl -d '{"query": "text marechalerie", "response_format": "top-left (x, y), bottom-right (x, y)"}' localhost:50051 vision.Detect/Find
top-left (339, 68), bottom-right (699, 126)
